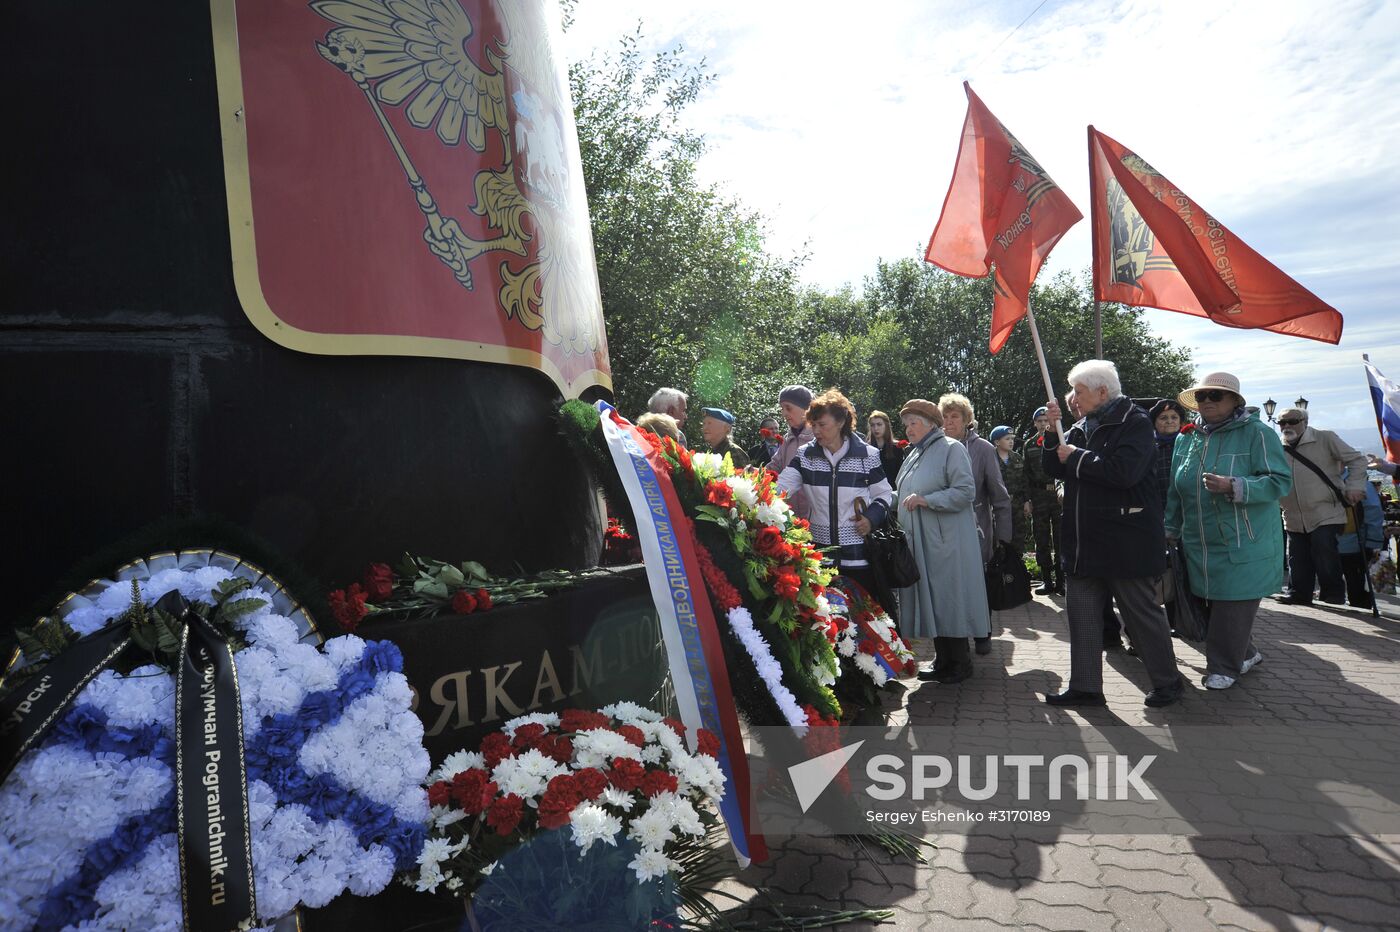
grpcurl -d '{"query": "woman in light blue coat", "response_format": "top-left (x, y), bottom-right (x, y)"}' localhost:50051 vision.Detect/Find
top-left (895, 399), bottom-right (990, 684)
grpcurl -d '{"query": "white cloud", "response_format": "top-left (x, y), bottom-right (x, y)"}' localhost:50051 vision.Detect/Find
top-left (561, 0), bottom-right (1400, 426)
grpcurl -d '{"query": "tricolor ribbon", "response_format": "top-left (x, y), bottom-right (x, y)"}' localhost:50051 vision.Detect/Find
top-left (0, 590), bottom-right (258, 931)
top-left (833, 577), bottom-right (902, 679)
top-left (596, 402), bottom-right (766, 865)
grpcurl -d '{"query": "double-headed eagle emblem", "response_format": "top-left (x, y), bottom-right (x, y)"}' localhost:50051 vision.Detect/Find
top-left (313, 0), bottom-right (600, 357)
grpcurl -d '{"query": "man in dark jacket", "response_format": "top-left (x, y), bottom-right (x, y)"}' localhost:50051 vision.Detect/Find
top-left (1040, 360), bottom-right (1184, 708)
top-left (1024, 406), bottom-right (1063, 594)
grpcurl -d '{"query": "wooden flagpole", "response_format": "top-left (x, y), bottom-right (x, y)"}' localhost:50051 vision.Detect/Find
top-left (1024, 296), bottom-right (1065, 443)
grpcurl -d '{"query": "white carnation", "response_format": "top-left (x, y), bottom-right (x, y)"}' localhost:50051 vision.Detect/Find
top-left (628, 846), bottom-right (677, 882)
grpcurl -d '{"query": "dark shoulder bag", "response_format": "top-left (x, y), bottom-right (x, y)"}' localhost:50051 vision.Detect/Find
top-left (855, 499), bottom-right (921, 589)
top-left (984, 543), bottom-right (1032, 611)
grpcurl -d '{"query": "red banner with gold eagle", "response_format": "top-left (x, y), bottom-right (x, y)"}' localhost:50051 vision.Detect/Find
top-left (1088, 127), bottom-right (1342, 344)
top-left (926, 82), bottom-right (1082, 353)
top-left (211, 0), bottom-right (611, 396)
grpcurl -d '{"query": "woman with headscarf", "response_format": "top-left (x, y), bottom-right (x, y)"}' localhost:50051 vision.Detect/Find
top-left (894, 400), bottom-right (989, 684)
top-left (1166, 372), bottom-right (1291, 690)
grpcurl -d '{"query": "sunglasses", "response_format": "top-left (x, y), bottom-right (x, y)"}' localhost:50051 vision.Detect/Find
top-left (1277, 418), bottom-right (1303, 427)
top-left (1193, 389), bottom-right (1230, 403)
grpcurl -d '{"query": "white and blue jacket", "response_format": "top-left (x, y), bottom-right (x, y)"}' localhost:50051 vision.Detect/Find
top-left (776, 435), bottom-right (894, 568)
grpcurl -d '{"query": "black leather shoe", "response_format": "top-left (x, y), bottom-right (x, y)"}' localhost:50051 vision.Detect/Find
top-left (1144, 678), bottom-right (1185, 708)
top-left (1273, 593), bottom-right (1313, 605)
top-left (916, 662), bottom-right (944, 682)
top-left (974, 637), bottom-right (992, 655)
top-left (1103, 638), bottom-right (1125, 653)
top-left (1044, 688), bottom-right (1106, 707)
top-left (1054, 582), bottom-right (1066, 595)
top-left (1034, 583), bottom-right (1055, 596)
top-left (933, 666), bottom-right (972, 684)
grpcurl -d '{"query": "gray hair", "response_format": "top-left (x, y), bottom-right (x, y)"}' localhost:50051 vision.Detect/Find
top-left (1278, 407), bottom-right (1308, 422)
top-left (1066, 359), bottom-right (1123, 399)
top-left (647, 387), bottom-right (688, 414)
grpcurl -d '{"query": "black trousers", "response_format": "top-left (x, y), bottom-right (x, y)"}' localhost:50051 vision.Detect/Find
top-left (1033, 507), bottom-right (1061, 586)
top-left (1341, 550), bottom-right (1375, 608)
top-left (1287, 524), bottom-right (1345, 603)
top-left (933, 636), bottom-right (972, 674)
top-left (840, 563), bottom-right (898, 625)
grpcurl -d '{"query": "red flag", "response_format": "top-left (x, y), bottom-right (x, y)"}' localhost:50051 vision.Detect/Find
top-left (926, 83), bottom-right (1082, 353)
top-left (1088, 127), bottom-right (1342, 344)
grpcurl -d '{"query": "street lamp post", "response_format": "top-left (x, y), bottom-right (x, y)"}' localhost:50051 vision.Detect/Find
top-left (1295, 396), bottom-right (1309, 411)
top-left (1263, 398), bottom-right (1277, 423)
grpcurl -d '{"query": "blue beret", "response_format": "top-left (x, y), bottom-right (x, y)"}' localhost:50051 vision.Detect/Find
top-left (1033, 406), bottom-right (1048, 419)
top-left (701, 407), bottom-right (735, 425)
top-left (989, 425), bottom-right (1012, 443)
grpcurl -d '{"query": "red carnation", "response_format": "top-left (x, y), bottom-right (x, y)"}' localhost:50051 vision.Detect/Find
top-left (512, 723), bottom-right (547, 750)
top-left (1180, 423), bottom-right (1197, 434)
top-left (706, 482), bottom-right (734, 509)
top-left (540, 735), bottom-right (574, 765)
top-left (561, 709), bottom-right (610, 732)
top-left (791, 516), bottom-right (811, 531)
top-left (573, 768), bottom-right (608, 800)
top-left (895, 439), bottom-right (909, 449)
top-left (537, 775), bottom-right (581, 829)
top-left (476, 587), bottom-right (493, 611)
top-left (328, 584), bottom-right (369, 633)
top-left (480, 732), bottom-right (513, 768)
top-left (858, 640), bottom-right (877, 655)
top-left (771, 566), bottom-right (802, 602)
top-left (427, 780), bottom-right (452, 808)
top-left (754, 525), bottom-right (788, 560)
top-left (760, 427), bottom-right (776, 440)
top-left (363, 563), bottom-right (395, 603)
top-left (661, 718), bottom-right (686, 740)
top-left (641, 769), bottom-right (679, 797)
top-left (608, 758), bottom-right (646, 792)
top-left (696, 729), bottom-right (721, 758)
top-left (616, 725), bottom-right (646, 748)
top-left (450, 769), bottom-right (492, 814)
top-left (451, 589), bottom-right (479, 615)
top-left (486, 794), bottom-right (525, 836)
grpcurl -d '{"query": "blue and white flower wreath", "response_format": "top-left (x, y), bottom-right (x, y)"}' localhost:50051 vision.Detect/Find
top-left (0, 552), bottom-right (431, 931)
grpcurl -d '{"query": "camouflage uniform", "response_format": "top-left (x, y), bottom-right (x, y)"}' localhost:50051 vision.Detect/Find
top-left (711, 436), bottom-right (750, 469)
top-left (1023, 430), bottom-right (1062, 587)
top-left (996, 450), bottom-right (1030, 554)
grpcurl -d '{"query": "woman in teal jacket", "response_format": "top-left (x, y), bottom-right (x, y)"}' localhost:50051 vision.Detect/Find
top-left (1165, 373), bottom-right (1292, 691)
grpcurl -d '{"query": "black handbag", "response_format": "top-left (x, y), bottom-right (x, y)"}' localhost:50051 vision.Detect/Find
top-left (1165, 541), bottom-right (1207, 642)
top-left (984, 543), bottom-right (1032, 611)
top-left (856, 500), bottom-right (921, 589)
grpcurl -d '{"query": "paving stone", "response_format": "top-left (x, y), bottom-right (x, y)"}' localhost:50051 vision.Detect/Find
top-left (1096, 866), bottom-right (1197, 898)
top-left (1014, 899), bottom-right (1118, 932)
top-left (1102, 889), bottom-right (1169, 932)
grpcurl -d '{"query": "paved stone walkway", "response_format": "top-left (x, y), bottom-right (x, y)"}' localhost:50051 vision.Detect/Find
top-left (725, 589), bottom-right (1400, 930)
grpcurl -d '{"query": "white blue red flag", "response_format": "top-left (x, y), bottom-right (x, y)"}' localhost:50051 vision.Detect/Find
top-left (1365, 355), bottom-right (1400, 465)
top-left (595, 402), bottom-right (765, 866)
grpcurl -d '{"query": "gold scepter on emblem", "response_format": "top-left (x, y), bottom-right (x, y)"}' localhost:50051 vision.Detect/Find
top-left (315, 28), bottom-right (527, 291)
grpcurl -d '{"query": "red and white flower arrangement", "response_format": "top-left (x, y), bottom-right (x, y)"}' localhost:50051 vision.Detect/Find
top-left (409, 704), bottom-right (724, 898)
top-left (830, 582), bottom-right (917, 686)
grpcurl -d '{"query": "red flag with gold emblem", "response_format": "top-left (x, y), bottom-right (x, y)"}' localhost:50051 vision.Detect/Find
top-left (210, 0), bottom-right (611, 397)
top-left (1088, 127), bottom-right (1342, 344)
top-left (926, 83), bottom-right (1082, 353)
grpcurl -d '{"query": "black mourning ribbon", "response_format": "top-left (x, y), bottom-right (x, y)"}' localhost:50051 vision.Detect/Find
top-left (0, 590), bottom-right (257, 931)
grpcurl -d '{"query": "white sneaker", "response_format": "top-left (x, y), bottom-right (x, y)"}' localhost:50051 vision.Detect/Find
top-left (1203, 674), bottom-right (1236, 690)
top-left (1240, 652), bottom-right (1263, 675)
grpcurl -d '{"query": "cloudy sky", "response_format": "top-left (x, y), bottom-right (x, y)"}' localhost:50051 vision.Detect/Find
top-left (560, 0), bottom-right (1400, 433)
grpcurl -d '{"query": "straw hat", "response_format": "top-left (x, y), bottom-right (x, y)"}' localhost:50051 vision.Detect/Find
top-left (1177, 372), bottom-right (1245, 410)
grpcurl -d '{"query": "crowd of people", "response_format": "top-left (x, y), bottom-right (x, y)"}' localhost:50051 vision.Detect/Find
top-left (638, 363), bottom-right (1395, 708)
